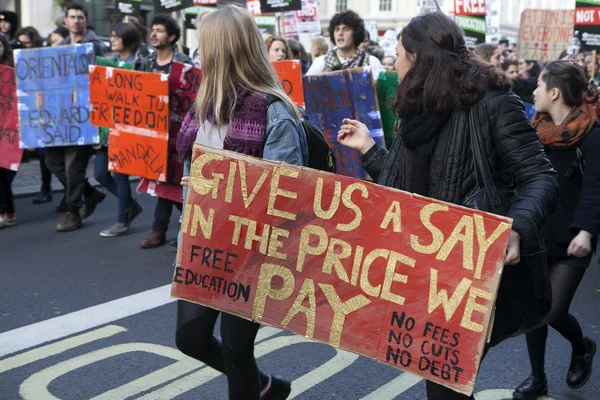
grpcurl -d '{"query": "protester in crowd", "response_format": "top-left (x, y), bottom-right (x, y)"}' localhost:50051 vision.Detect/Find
top-left (337, 12), bottom-right (558, 400)
top-left (584, 52), bottom-right (600, 82)
top-left (44, 1), bottom-right (106, 232)
top-left (381, 55), bottom-right (396, 71)
top-left (307, 10), bottom-right (384, 79)
top-left (48, 27), bottom-right (69, 47)
top-left (475, 43), bottom-right (502, 68)
top-left (311, 35), bottom-right (328, 58)
top-left (502, 59), bottom-right (518, 78)
top-left (15, 26), bottom-right (43, 48)
top-left (513, 61), bottom-right (599, 400)
top-left (287, 38), bottom-right (311, 74)
top-left (0, 33), bottom-right (16, 228)
top-left (55, 14), bottom-right (66, 28)
top-left (358, 30), bottom-right (371, 52)
top-left (122, 15), bottom-right (150, 57)
top-left (576, 51), bottom-right (586, 70)
top-left (174, 6), bottom-right (307, 399)
top-left (265, 35), bottom-right (292, 62)
top-left (518, 59), bottom-right (542, 80)
top-left (92, 22), bottom-right (145, 238)
top-left (0, 11), bottom-right (18, 43)
top-left (139, 14), bottom-right (191, 248)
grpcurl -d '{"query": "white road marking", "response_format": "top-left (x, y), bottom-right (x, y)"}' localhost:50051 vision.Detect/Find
top-left (360, 372), bottom-right (423, 400)
top-left (475, 389), bottom-right (556, 400)
top-left (0, 325), bottom-right (126, 373)
top-left (0, 284), bottom-right (174, 357)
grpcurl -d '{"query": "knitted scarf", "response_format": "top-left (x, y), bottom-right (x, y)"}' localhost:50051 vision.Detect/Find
top-left (176, 84), bottom-right (268, 160)
top-left (323, 48), bottom-right (369, 72)
top-left (532, 103), bottom-right (596, 150)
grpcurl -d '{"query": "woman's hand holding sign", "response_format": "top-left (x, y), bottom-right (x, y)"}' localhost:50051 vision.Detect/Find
top-left (338, 118), bottom-right (376, 155)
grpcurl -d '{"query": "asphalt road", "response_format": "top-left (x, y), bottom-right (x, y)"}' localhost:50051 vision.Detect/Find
top-left (1, 188), bottom-right (599, 400)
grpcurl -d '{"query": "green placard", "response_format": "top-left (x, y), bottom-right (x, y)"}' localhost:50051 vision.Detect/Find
top-left (376, 71), bottom-right (401, 148)
top-left (95, 57), bottom-right (135, 146)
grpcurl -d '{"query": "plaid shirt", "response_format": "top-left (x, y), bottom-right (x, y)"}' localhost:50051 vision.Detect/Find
top-left (141, 46), bottom-right (192, 73)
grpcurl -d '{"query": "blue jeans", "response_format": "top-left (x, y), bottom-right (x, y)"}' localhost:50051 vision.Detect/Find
top-left (94, 148), bottom-right (134, 223)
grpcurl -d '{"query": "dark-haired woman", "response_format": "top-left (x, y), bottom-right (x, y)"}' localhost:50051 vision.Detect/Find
top-left (93, 22), bottom-right (144, 237)
top-left (15, 26), bottom-right (44, 48)
top-left (513, 61), bottom-right (599, 400)
top-left (474, 43), bottom-right (502, 68)
top-left (337, 12), bottom-right (559, 400)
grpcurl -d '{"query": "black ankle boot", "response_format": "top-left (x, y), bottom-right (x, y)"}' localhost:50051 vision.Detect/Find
top-left (261, 375), bottom-right (291, 400)
top-left (567, 337), bottom-right (597, 388)
top-left (513, 375), bottom-right (548, 400)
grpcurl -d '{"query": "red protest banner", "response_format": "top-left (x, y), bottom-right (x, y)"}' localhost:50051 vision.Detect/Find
top-left (518, 9), bottom-right (574, 61)
top-left (454, 0), bottom-right (486, 16)
top-left (0, 65), bottom-right (23, 171)
top-left (89, 66), bottom-right (169, 180)
top-left (172, 145), bottom-right (513, 396)
top-left (139, 62), bottom-right (202, 202)
top-left (272, 60), bottom-right (305, 108)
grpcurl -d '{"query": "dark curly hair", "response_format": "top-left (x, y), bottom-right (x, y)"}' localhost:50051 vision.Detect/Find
top-left (328, 10), bottom-right (365, 49)
top-left (15, 26), bottom-right (45, 48)
top-left (541, 61), bottom-right (599, 106)
top-left (112, 22), bottom-right (141, 51)
top-left (394, 13), bottom-right (511, 117)
top-left (151, 14), bottom-right (181, 46)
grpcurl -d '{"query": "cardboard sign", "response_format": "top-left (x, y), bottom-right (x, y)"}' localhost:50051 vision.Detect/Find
top-left (454, 0), bottom-right (486, 48)
top-left (575, 1), bottom-right (600, 50)
top-left (518, 10), bottom-right (574, 61)
top-left (172, 145), bottom-right (513, 396)
top-left (272, 60), bottom-right (305, 108)
top-left (14, 44), bottom-right (98, 149)
top-left (0, 66), bottom-right (23, 171)
top-left (255, 15), bottom-right (277, 36)
top-left (377, 71), bottom-right (401, 149)
top-left (115, 0), bottom-right (142, 16)
top-left (152, 0), bottom-right (195, 13)
top-left (303, 67), bottom-right (385, 180)
top-left (260, 0), bottom-right (301, 13)
top-left (89, 66), bottom-right (169, 181)
top-left (295, 0), bottom-right (321, 35)
top-left (139, 62), bottom-right (202, 202)
top-left (283, 11), bottom-right (299, 41)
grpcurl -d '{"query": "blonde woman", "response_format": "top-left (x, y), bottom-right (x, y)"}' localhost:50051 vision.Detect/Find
top-left (174, 6), bottom-right (308, 400)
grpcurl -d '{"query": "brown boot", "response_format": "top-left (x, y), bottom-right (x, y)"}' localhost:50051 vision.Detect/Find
top-left (81, 189), bottom-right (106, 220)
top-left (56, 212), bottom-right (82, 232)
top-left (141, 231), bottom-right (166, 248)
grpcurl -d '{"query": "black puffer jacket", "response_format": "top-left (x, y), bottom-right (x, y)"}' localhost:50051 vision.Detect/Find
top-left (362, 90), bottom-right (559, 241)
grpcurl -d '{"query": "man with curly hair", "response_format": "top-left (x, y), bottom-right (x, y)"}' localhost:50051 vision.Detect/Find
top-left (307, 10), bottom-right (384, 79)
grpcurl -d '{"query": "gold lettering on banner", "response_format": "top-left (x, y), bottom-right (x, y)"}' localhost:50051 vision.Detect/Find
top-left (313, 178), bottom-right (341, 219)
top-left (268, 227), bottom-right (290, 260)
top-left (381, 252), bottom-right (416, 306)
top-left (380, 200), bottom-right (402, 232)
top-left (460, 286), bottom-right (493, 332)
top-left (296, 225), bottom-right (328, 272)
top-left (189, 205), bottom-right (215, 239)
top-left (228, 215), bottom-right (270, 254)
top-left (428, 268), bottom-right (472, 320)
top-left (238, 160), bottom-right (270, 209)
top-left (436, 215), bottom-right (474, 272)
top-left (322, 238), bottom-right (352, 283)
top-left (360, 249), bottom-right (390, 297)
top-left (474, 214), bottom-right (511, 279)
top-left (267, 166), bottom-right (299, 221)
top-left (281, 278), bottom-right (316, 338)
top-left (410, 203), bottom-right (448, 254)
top-left (252, 264), bottom-right (295, 319)
top-left (181, 204), bottom-right (192, 234)
top-left (190, 153), bottom-right (225, 199)
top-left (337, 183), bottom-right (368, 232)
top-left (350, 245), bottom-right (364, 286)
top-left (224, 161), bottom-right (237, 203)
top-left (320, 284), bottom-right (371, 347)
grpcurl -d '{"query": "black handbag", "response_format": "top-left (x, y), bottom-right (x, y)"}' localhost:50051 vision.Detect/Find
top-left (464, 108), bottom-right (552, 346)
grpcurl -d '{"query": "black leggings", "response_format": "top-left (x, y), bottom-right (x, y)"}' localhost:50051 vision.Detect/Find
top-left (175, 300), bottom-right (269, 400)
top-left (525, 257), bottom-right (589, 378)
top-left (0, 168), bottom-right (16, 214)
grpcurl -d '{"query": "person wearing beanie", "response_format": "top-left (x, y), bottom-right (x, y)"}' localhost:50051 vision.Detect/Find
top-left (0, 11), bottom-right (18, 42)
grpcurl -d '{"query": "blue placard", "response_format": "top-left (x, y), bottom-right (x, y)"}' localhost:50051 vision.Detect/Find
top-left (15, 43), bottom-right (98, 148)
top-left (304, 67), bottom-right (385, 179)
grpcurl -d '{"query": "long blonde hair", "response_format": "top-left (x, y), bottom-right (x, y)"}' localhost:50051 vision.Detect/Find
top-left (195, 5), bottom-right (300, 127)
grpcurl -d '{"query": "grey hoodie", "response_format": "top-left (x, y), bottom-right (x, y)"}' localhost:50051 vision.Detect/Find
top-left (59, 29), bottom-right (105, 56)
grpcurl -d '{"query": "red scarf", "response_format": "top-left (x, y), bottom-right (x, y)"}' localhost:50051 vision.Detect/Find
top-left (532, 103), bottom-right (596, 149)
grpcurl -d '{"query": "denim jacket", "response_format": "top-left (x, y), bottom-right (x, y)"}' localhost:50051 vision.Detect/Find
top-left (182, 99), bottom-right (309, 203)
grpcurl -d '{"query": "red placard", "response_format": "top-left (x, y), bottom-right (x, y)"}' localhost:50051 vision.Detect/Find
top-left (271, 60), bottom-right (305, 108)
top-left (0, 65), bottom-right (23, 171)
top-left (575, 8), bottom-right (600, 26)
top-left (172, 145), bottom-right (512, 396)
top-left (89, 66), bottom-right (169, 181)
top-left (455, 0), bottom-right (486, 16)
top-left (139, 62), bottom-right (202, 202)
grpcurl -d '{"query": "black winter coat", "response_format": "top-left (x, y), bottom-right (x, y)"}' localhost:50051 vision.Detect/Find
top-left (362, 90), bottom-right (559, 242)
top-left (542, 122), bottom-right (600, 257)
